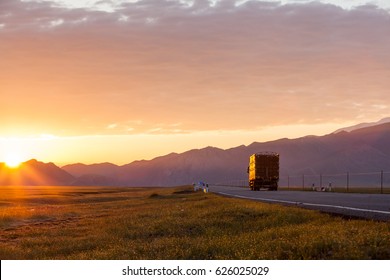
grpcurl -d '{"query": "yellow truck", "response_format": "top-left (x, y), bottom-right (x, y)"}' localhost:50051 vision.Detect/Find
top-left (248, 152), bottom-right (279, 191)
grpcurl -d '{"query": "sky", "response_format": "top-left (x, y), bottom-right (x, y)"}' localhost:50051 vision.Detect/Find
top-left (1, 0), bottom-right (390, 165)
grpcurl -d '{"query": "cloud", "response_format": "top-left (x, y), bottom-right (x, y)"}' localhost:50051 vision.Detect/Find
top-left (1, 0), bottom-right (390, 136)
top-left (106, 123), bottom-right (118, 129)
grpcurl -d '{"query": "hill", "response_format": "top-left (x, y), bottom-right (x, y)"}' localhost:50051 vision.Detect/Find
top-left (62, 162), bottom-right (119, 178)
top-left (62, 122), bottom-right (390, 186)
top-left (333, 117), bottom-right (390, 133)
top-left (0, 159), bottom-right (74, 186)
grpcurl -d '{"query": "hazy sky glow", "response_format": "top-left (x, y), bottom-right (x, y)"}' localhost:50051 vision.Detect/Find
top-left (1, 0), bottom-right (390, 164)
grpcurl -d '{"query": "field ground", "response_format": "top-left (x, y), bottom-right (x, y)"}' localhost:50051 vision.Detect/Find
top-left (0, 185), bottom-right (389, 260)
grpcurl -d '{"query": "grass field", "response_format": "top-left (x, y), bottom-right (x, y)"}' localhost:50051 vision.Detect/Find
top-left (0, 185), bottom-right (389, 259)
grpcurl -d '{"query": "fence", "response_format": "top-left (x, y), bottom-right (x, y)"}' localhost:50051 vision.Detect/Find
top-left (213, 170), bottom-right (390, 194)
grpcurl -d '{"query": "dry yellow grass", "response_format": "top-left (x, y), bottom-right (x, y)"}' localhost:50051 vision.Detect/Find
top-left (0, 185), bottom-right (389, 259)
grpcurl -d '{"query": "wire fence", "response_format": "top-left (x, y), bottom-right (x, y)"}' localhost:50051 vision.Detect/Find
top-left (213, 170), bottom-right (390, 194)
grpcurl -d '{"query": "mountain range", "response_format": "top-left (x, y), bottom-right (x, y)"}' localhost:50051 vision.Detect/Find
top-left (333, 117), bottom-right (390, 133)
top-left (2, 120), bottom-right (390, 186)
top-left (0, 159), bottom-right (74, 186)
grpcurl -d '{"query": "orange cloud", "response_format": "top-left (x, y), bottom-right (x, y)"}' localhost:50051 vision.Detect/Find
top-left (1, 0), bottom-right (390, 139)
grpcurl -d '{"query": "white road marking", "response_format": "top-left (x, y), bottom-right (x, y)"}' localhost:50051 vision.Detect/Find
top-left (216, 192), bottom-right (390, 215)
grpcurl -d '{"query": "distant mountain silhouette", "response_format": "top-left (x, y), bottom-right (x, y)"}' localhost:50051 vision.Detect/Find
top-left (62, 122), bottom-right (390, 187)
top-left (2, 122), bottom-right (389, 187)
top-left (63, 162), bottom-right (119, 178)
top-left (0, 159), bottom-right (74, 186)
top-left (71, 174), bottom-right (117, 186)
top-left (333, 117), bottom-right (390, 133)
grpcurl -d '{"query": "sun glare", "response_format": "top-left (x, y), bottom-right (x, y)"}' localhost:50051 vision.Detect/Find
top-left (4, 154), bottom-right (23, 168)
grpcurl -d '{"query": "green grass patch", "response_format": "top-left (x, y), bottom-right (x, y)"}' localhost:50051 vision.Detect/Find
top-left (0, 185), bottom-right (389, 259)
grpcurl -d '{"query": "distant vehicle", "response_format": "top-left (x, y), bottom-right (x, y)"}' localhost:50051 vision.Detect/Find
top-left (248, 152), bottom-right (279, 191)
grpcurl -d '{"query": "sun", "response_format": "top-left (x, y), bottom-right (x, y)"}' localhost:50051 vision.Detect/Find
top-left (4, 154), bottom-right (23, 168)
top-left (2, 139), bottom-right (28, 168)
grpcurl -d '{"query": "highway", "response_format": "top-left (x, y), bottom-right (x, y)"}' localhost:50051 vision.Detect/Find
top-left (210, 185), bottom-right (390, 221)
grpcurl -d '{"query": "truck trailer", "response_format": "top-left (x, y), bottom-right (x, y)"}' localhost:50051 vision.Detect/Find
top-left (248, 152), bottom-right (279, 191)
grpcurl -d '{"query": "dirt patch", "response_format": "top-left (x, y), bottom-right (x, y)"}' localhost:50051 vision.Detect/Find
top-left (148, 193), bottom-right (162, 199)
top-left (173, 190), bottom-right (194, 195)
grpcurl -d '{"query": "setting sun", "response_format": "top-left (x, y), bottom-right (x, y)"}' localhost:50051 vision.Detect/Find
top-left (1, 137), bottom-right (30, 168)
top-left (4, 154), bottom-right (23, 168)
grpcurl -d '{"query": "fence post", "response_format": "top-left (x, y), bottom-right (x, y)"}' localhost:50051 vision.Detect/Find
top-left (320, 173), bottom-right (322, 190)
top-left (346, 172), bottom-right (349, 192)
top-left (288, 175), bottom-right (290, 190)
top-left (302, 174), bottom-right (305, 190)
top-left (381, 170), bottom-right (383, 194)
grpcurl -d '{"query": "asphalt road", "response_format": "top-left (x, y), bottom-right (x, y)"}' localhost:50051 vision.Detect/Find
top-left (210, 185), bottom-right (390, 221)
